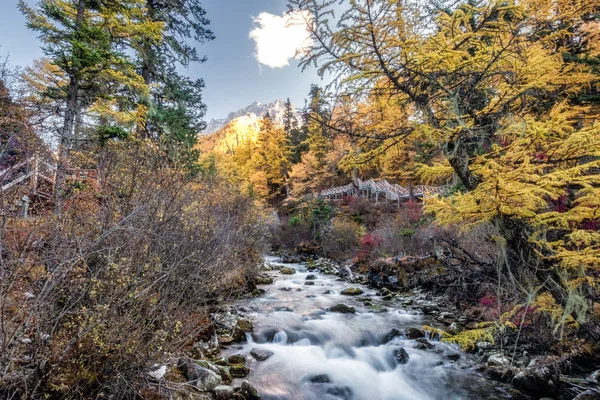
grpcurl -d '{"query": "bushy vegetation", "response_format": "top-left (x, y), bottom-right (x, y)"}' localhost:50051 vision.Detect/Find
top-left (0, 140), bottom-right (268, 399)
top-left (0, 1), bottom-right (271, 398)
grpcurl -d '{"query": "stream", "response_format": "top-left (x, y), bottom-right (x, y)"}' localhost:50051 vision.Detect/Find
top-left (227, 256), bottom-right (513, 400)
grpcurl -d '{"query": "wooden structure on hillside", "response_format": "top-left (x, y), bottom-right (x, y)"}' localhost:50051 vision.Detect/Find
top-left (0, 156), bottom-right (57, 216)
top-left (320, 178), bottom-right (447, 207)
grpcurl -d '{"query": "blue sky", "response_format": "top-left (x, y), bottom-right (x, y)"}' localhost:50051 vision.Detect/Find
top-left (0, 0), bottom-right (323, 121)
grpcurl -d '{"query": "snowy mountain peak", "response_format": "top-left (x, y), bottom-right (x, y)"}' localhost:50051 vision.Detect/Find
top-left (203, 99), bottom-right (300, 134)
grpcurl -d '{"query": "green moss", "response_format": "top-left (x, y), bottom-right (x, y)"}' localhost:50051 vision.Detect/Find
top-left (423, 325), bottom-right (495, 352)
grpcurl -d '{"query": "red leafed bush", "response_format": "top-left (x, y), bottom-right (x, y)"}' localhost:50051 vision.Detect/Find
top-left (357, 233), bottom-right (383, 261)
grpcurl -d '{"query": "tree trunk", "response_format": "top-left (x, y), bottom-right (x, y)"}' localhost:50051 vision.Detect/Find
top-left (447, 138), bottom-right (479, 191)
top-left (53, 0), bottom-right (85, 215)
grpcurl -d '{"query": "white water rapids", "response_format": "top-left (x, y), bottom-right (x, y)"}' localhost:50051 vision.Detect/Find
top-left (226, 256), bottom-right (512, 400)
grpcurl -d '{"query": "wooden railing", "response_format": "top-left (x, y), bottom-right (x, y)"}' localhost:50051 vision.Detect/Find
top-left (320, 178), bottom-right (448, 205)
top-left (0, 156), bottom-right (56, 193)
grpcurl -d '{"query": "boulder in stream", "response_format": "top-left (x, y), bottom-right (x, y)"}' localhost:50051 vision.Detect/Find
top-left (250, 348), bottom-right (274, 361)
top-left (230, 364), bottom-right (250, 378)
top-left (329, 304), bottom-right (356, 313)
top-left (280, 267), bottom-right (296, 275)
top-left (306, 274), bottom-right (317, 280)
top-left (340, 287), bottom-right (364, 296)
top-left (404, 327), bottom-right (425, 339)
top-left (227, 354), bottom-right (246, 365)
top-left (308, 374), bottom-right (331, 383)
top-left (394, 347), bottom-right (410, 364)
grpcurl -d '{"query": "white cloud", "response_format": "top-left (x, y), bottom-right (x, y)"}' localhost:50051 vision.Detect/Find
top-left (249, 11), bottom-right (313, 69)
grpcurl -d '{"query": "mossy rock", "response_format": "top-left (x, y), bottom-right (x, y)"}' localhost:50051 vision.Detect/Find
top-left (217, 366), bottom-right (232, 384)
top-left (329, 304), bottom-right (356, 314)
top-left (256, 276), bottom-right (274, 285)
top-left (228, 354), bottom-right (246, 365)
top-left (280, 267), bottom-right (296, 275)
top-left (212, 357), bottom-right (229, 367)
top-left (232, 318), bottom-right (253, 342)
top-left (230, 365), bottom-right (250, 378)
top-left (341, 287), bottom-right (364, 296)
top-left (368, 304), bottom-right (387, 313)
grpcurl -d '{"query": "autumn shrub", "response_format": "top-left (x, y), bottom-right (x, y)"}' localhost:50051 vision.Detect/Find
top-left (322, 218), bottom-right (362, 261)
top-left (0, 140), bottom-right (268, 399)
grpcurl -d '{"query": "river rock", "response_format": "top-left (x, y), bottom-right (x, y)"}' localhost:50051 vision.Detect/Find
top-left (338, 265), bottom-right (354, 282)
top-left (394, 347), bottom-right (410, 364)
top-left (250, 348), bottom-right (274, 361)
top-left (511, 356), bottom-right (560, 397)
top-left (256, 275), bottom-right (273, 285)
top-left (214, 385), bottom-right (235, 400)
top-left (330, 304), bottom-right (356, 313)
top-left (323, 290), bottom-right (335, 294)
top-left (280, 267), bottom-right (296, 275)
top-left (309, 374), bottom-right (331, 383)
top-left (340, 287), bottom-right (363, 296)
top-left (326, 386), bottom-right (353, 399)
top-left (228, 354), bottom-right (246, 365)
top-left (218, 335), bottom-right (235, 345)
top-left (212, 311), bottom-right (238, 330)
top-left (230, 365), bottom-right (250, 378)
top-left (241, 380), bottom-right (261, 399)
top-left (304, 281), bottom-right (315, 286)
top-left (306, 274), bottom-right (317, 280)
top-left (178, 358), bottom-right (222, 391)
top-left (487, 354), bottom-right (511, 368)
top-left (404, 327), bottom-right (425, 339)
top-left (415, 338), bottom-right (435, 350)
top-left (213, 358), bottom-right (229, 367)
top-left (421, 304), bottom-right (440, 315)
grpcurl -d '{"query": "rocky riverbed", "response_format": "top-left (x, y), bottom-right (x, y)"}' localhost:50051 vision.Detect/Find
top-left (148, 255), bottom-right (600, 400)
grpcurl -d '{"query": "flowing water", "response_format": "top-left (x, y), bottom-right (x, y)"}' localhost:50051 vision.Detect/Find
top-left (228, 257), bottom-right (512, 400)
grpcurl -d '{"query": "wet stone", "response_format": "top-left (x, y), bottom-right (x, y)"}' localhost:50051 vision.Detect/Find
top-left (340, 287), bottom-right (364, 296)
top-left (415, 338), bottom-right (435, 350)
top-left (329, 304), bottom-right (356, 314)
top-left (214, 385), bottom-right (234, 400)
top-left (404, 327), bottom-right (425, 339)
top-left (309, 374), bottom-right (331, 383)
top-left (230, 365), bottom-right (250, 378)
top-left (250, 348), bottom-right (274, 362)
top-left (227, 354), bottom-right (246, 365)
top-left (240, 380), bottom-right (261, 400)
top-left (394, 347), bottom-right (410, 364)
top-left (326, 386), bottom-right (354, 399)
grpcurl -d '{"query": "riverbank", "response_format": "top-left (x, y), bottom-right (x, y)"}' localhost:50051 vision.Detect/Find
top-left (141, 254), bottom-right (599, 400)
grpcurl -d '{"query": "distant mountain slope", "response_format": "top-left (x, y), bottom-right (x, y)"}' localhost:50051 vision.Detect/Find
top-left (198, 100), bottom-right (302, 153)
top-left (198, 114), bottom-right (261, 153)
top-left (203, 100), bottom-right (300, 135)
